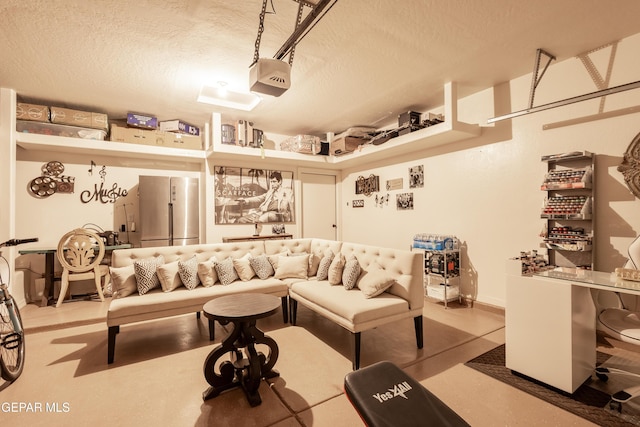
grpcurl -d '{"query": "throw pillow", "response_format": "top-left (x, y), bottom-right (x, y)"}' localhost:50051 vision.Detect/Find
top-left (249, 254), bottom-right (275, 280)
top-left (157, 260), bottom-right (183, 292)
top-left (197, 256), bottom-right (218, 287)
top-left (358, 263), bottom-right (397, 298)
top-left (316, 250), bottom-right (334, 281)
top-left (274, 255), bottom-right (309, 279)
top-left (342, 255), bottom-right (361, 290)
top-left (267, 250), bottom-right (290, 270)
top-left (328, 253), bottom-right (345, 285)
top-left (178, 255), bottom-right (200, 290)
top-left (233, 253), bottom-right (255, 281)
top-left (109, 264), bottom-right (137, 298)
top-left (289, 252), bottom-right (313, 272)
top-left (215, 257), bottom-right (239, 286)
top-left (134, 255), bottom-right (164, 295)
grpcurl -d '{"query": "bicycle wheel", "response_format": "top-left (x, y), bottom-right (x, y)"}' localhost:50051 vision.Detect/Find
top-left (0, 298), bottom-right (25, 381)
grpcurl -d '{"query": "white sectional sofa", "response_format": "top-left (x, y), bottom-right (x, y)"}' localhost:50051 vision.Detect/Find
top-left (107, 238), bottom-right (424, 369)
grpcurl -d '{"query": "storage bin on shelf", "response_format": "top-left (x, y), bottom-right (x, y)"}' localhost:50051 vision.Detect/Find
top-left (279, 134), bottom-right (320, 155)
top-left (16, 120), bottom-right (107, 140)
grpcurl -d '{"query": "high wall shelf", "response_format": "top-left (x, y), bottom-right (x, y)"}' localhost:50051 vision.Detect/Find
top-left (540, 151), bottom-right (595, 269)
top-left (15, 130), bottom-right (206, 165)
top-left (207, 82), bottom-right (481, 170)
top-left (9, 82), bottom-right (480, 171)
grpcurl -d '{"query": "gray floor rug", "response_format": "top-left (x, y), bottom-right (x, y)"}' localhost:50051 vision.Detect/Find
top-left (465, 344), bottom-right (638, 426)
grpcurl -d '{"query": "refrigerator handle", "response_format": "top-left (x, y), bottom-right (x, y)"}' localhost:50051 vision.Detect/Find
top-left (168, 202), bottom-right (174, 246)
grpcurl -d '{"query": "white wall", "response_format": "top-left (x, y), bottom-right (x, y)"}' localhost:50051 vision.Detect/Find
top-left (339, 33), bottom-right (640, 307)
top-left (9, 33), bottom-right (640, 309)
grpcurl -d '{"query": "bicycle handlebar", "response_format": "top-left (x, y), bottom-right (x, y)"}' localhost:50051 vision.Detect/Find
top-left (0, 238), bottom-right (39, 248)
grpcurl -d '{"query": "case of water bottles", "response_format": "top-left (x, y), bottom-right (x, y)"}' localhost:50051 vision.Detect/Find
top-left (412, 234), bottom-right (459, 251)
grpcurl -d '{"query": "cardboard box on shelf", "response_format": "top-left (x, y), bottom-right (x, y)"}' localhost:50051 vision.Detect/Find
top-left (110, 124), bottom-right (201, 150)
top-left (126, 113), bottom-right (158, 129)
top-left (16, 103), bottom-right (50, 122)
top-left (330, 136), bottom-right (365, 155)
top-left (50, 107), bottom-right (108, 131)
top-left (159, 119), bottom-right (200, 136)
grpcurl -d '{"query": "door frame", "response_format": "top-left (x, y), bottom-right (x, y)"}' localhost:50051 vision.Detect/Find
top-left (298, 167), bottom-right (341, 241)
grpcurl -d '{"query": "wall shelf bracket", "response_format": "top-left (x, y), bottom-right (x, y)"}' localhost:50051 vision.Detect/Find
top-left (529, 48), bottom-right (556, 109)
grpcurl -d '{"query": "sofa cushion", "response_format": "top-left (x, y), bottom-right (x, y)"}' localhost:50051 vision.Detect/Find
top-left (267, 250), bottom-right (289, 270)
top-left (215, 257), bottom-right (239, 285)
top-left (328, 252), bottom-right (345, 285)
top-left (274, 255), bottom-right (308, 279)
top-left (357, 263), bottom-right (397, 298)
top-left (108, 277), bottom-right (289, 326)
top-left (316, 250), bottom-right (334, 280)
top-left (290, 280), bottom-right (409, 325)
top-left (157, 260), bottom-right (183, 292)
top-left (309, 239), bottom-right (342, 276)
top-left (197, 257), bottom-right (218, 287)
top-left (249, 254), bottom-right (275, 279)
top-left (134, 255), bottom-right (164, 295)
top-left (110, 264), bottom-right (137, 298)
top-left (233, 253), bottom-right (255, 281)
top-left (178, 255), bottom-right (200, 290)
top-left (342, 255), bottom-right (361, 290)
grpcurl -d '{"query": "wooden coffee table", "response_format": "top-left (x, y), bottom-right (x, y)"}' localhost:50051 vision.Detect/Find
top-left (201, 293), bottom-right (281, 406)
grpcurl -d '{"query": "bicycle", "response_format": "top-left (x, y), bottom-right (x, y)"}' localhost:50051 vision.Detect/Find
top-left (0, 237), bottom-right (38, 382)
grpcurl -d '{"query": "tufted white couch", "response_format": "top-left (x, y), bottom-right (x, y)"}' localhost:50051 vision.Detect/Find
top-left (107, 238), bottom-right (424, 368)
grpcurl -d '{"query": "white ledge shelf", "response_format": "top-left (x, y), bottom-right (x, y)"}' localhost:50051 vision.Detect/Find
top-left (207, 82), bottom-right (481, 170)
top-left (16, 132), bottom-right (206, 164)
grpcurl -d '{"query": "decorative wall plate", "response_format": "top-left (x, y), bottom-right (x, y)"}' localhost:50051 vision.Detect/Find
top-left (619, 131), bottom-right (640, 198)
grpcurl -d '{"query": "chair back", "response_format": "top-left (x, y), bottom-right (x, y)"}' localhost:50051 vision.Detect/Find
top-left (57, 228), bottom-right (106, 273)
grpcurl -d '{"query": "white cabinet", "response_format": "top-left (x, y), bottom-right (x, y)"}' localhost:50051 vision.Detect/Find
top-left (505, 260), bottom-right (596, 393)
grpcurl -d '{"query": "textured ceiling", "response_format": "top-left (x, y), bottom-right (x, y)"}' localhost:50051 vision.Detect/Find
top-left (2, 0), bottom-right (640, 137)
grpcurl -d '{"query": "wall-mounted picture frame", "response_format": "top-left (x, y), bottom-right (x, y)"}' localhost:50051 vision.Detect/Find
top-left (386, 178), bottom-right (403, 191)
top-left (409, 165), bottom-right (424, 188)
top-left (397, 193), bottom-right (414, 210)
top-left (272, 223), bottom-right (286, 234)
top-left (214, 166), bottom-right (295, 224)
top-left (352, 199), bottom-right (365, 208)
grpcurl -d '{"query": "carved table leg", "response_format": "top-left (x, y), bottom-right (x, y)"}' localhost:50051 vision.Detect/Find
top-left (202, 319), bottom-right (279, 406)
top-left (202, 322), bottom-right (243, 400)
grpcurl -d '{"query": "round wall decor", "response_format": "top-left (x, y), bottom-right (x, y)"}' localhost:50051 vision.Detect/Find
top-left (619, 131), bottom-right (640, 199)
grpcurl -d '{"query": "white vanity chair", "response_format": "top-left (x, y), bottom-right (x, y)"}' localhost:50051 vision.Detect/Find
top-left (593, 236), bottom-right (640, 412)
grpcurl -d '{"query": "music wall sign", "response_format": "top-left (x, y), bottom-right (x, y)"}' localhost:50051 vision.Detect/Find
top-left (80, 163), bottom-right (128, 204)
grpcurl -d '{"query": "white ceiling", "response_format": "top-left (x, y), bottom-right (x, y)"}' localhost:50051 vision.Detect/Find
top-left (3, 0), bottom-right (640, 137)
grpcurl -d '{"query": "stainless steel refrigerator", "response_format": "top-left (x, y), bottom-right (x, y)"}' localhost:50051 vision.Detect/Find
top-left (139, 176), bottom-right (199, 247)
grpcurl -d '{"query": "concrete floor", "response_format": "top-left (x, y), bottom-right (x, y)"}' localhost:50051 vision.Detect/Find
top-left (1, 298), bottom-right (598, 426)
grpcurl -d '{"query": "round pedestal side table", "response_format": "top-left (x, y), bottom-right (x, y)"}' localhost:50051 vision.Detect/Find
top-left (201, 293), bottom-right (280, 406)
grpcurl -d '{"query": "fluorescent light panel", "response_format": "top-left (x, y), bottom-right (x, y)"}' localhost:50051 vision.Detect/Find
top-left (197, 85), bottom-right (261, 111)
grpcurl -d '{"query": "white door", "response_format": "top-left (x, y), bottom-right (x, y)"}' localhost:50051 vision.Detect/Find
top-left (301, 172), bottom-right (337, 239)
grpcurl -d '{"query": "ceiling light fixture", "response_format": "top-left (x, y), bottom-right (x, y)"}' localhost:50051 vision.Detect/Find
top-left (197, 83), bottom-right (261, 111)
